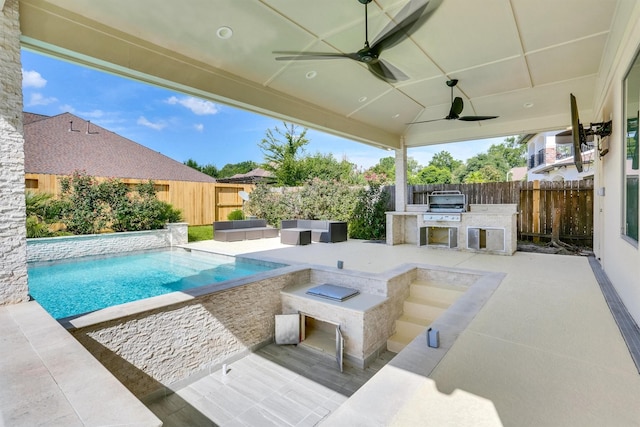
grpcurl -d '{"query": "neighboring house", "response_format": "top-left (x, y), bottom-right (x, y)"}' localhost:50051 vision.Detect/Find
top-left (525, 130), bottom-right (596, 181)
top-left (507, 166), bottom-right (527, 182)
top-left (23, 112), bottom-right (251, 225)
top-left (216, 167), bottom-right (274, 184)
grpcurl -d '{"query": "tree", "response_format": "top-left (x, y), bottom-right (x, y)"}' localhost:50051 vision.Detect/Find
top-left (259, 122), bottom-right (309, 186)
top-left (299, 153), bottom-right (363, 184)
top-left (184, 158), bottom-right (219, 178)
top-left (366, 156), bottom-right (396, 183)
top-left (218, 161), bottom-right (259, 178)
top-left (366, 156), bottom-right (420, 184)
top-left (487, 136), bottom-right (526, 169)
top-left (429, 150), bottom-right (463, 172)
top-left (415, 165), bottom-right (452, 184)
top-left (463, 165), bottom-right (504, 183)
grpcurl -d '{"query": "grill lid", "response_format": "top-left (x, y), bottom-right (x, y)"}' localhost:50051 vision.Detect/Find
top-left (427, 190), bottom-right (466, 212)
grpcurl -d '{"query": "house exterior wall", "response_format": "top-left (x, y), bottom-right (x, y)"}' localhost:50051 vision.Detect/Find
top-left (0, 0), bottom-right (28, 305)
top-left (527, 132), bottom-right (593, 182)
top-left (594, 1), bottom-right (640, 325)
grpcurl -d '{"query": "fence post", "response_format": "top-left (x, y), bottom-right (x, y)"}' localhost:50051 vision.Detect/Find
top-left (532, 180), bottom-right (541, 243)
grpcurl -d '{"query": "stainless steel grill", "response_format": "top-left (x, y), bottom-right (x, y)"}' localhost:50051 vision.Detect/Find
top-left (427, 190), bottom-right (466, 213)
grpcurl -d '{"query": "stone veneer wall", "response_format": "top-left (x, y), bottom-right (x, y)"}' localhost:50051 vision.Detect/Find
top-left (26, 223), bottom-right (188, 262)
top-left (0, 0), bottom-right (29, 305)
top-left (71, 268), bottom-right (310, 398)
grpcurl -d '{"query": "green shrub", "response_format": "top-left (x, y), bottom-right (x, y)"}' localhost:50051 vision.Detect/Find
top-left (26, 215), bottom-right (53, 238)
top-left (57, 171), bottom-right (182, 235)
top-left (245, 183), bottom-right (299, 227)
top-left (25, 191), bottom-right (60, 238)
top-left (227, 209), bottom-right (245, 220)
top-left (298, 178), bottom-right (358, 221)
top-left (348, 182), bottom-right (390, 240)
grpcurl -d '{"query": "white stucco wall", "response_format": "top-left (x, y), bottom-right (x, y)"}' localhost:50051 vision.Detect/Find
top-left (594, 1), bottom-right (640, 325)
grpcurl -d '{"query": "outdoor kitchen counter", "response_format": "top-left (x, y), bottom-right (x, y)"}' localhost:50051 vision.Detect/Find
top-left (281, 283), bottom-right (387, 313)
top-left (387, 205), bottom-right (518, 255)
top-left (281, 283), bottom-right (389, 368)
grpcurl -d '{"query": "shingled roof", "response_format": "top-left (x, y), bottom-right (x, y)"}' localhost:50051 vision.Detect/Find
top-left (24, 112), bottom-right (216, 183)
top-left (216, 167), bottom-right (273, 184)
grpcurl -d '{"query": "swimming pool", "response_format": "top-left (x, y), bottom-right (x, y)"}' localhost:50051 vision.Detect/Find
top-left (28, 249), bottom-right (283, 319)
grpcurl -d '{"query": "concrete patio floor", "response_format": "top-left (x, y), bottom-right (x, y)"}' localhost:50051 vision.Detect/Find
top-left (180, 238), bottom-right (640, 426)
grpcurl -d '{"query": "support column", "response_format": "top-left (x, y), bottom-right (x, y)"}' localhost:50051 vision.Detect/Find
top-left (0, 0), bottom-right (29, 305)
top-left (394, 139), bottom-right (407, 212)
top-left (386, 139), bottom-right (408, 245)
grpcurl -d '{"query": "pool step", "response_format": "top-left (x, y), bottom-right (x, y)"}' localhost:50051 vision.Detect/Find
top-left (410, 281), bottom-right (465, 306)
top-left (387, 280), bottom-right (465, 354)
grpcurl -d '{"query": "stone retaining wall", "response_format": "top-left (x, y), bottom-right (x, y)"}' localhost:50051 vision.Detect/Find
top-left (70, 267), bottom-right (309, 398)
top-left (26, 223), bottom-right (188, 262)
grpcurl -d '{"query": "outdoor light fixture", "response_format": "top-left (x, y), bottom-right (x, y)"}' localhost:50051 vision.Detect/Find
top-left (216, 26), bottom-right (233, 39)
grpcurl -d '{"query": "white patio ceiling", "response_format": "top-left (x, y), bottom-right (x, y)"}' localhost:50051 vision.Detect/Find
top-left (18, 0), bottom-right (627, 150)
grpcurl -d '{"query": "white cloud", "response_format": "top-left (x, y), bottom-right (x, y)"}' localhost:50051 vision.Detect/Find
top-left (78, 109), bottom-right (105, 119)
top-left (59, 104), bottom-right (75, 114)
top-left (166, 96), bottom-right (219, 115)
top-left (22, 69), bottom-right (47, 88)
top-left (137, 116), bottom-right (167, 131)
top-left (27, 93), bottom-right (57, 106)
top-left (194, 123), bottom-right (204, 132)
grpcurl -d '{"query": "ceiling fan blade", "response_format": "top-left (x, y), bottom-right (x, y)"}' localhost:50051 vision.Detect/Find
top-left (367, 59), bottom-right (409, 82)
top-left (273, 51), bottom-right (357, 61)
top-left (457, 115), bottom-right (499, 121)
top-left (447, 96), bottom-right (464, 119)
top-left (406, 117), bottom-right (446, 124)
top-left (370, 0), bottom-right (441, 55)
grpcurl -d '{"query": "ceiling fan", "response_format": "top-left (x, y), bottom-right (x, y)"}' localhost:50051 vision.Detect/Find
top-left (273, 0), bottom-right (439, 83)
top-left (408, 79), bottom-right (499, 124)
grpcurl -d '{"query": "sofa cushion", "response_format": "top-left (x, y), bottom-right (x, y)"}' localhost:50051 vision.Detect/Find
top-left (213, 221), bottom-right (233, 230)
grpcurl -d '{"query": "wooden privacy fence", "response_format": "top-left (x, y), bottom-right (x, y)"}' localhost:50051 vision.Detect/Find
top-left (519, 180), bottom-right (593, 244)
top-left (386, 180), bottom-right (594, 246)
top-left (25, 173), bottom-right (254, 226)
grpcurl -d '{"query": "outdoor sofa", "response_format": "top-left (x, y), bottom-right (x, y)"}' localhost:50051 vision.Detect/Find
top-left (213, 219), bottom-right (278, 242)
top-left (280, 219), bottom-right (348, 244)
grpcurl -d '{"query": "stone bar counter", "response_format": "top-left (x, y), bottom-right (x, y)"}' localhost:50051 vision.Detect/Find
top-left (386, 204), bottom-right (518, 255)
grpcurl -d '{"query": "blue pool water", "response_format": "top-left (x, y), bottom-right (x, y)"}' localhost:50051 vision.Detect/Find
top-left (28, 249), bottom-right (282, 319)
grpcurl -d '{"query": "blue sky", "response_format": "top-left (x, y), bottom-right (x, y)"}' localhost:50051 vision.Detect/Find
top-left (21, 49), bottom-right (508, 170)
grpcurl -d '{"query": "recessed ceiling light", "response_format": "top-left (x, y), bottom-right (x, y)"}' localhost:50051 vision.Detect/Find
top-left (393, 113), bottom-right (400, 119)
top-left (523, 102), bottom-right (534, 108)
top-left (216, 26), bottom-right (233, 39)
top-left (305, 71), bottom-right (317, 79)
top-left (359, 96), bottom-right (367, 103)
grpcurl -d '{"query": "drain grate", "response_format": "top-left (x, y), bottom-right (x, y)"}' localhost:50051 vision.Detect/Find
top-left (589, 256), bottom-right (640, 373)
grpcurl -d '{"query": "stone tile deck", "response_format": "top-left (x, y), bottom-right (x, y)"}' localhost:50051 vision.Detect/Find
top-left (0, 301), bottom-right (161, 427)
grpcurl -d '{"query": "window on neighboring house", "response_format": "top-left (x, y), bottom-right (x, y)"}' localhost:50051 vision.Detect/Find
top-left (623, 52), bottom-right (640, 243)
